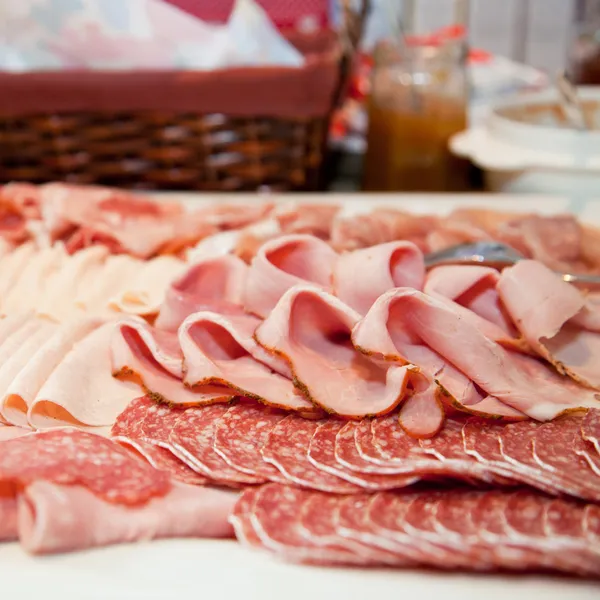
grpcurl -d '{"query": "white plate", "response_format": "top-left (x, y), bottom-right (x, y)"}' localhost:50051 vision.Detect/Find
top-left (3, 193), bottom-right (599, 599)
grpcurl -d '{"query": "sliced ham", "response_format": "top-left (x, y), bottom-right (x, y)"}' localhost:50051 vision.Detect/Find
top-left (0, 242), bottom-right (37, 310)
top-left (194, 201), bottom-right (273, 230)
top-left (0, 312), bottom-right (35, 347)
top-left (36, 246), bottom-right (108, 322)
top-left (255, 286), bottom-right (412, 418)
top-left (354, 288), bottom-right (600, 420)
top-left (244, 235), bottom-right (338, 318)
top-left (274, 203), bottom-right (340, 239)
top-left (2, 245), bottom-right (66, 315)
top-left (109, 255), bottom-right (185, 317)
top-left (498, 260), bottom-right (600, 390)
top-left (0, 319), bottom-right (101, 427)
top-left (29, 323), bottom-right (140, 428)
top-left (18, 480), bottom-right (236, 555)
top-left (179, 312), bottom-right (316, 414)
top-left (155, 255), bottom-right (248, 332)
top-left (111, 320), bottom-right (234, 407)
top-left (334, 241), bottom-right (425, 315)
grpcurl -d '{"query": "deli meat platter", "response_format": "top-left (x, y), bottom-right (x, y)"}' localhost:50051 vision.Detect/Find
top-left (0, 185), bottom-right (600, 599)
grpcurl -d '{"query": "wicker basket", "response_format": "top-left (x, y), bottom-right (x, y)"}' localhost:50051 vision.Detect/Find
top-left (0, 2), bottom-right (369, 192)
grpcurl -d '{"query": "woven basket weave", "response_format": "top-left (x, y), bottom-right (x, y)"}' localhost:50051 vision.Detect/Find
top-left (0, 2), bottom-right (369, 192)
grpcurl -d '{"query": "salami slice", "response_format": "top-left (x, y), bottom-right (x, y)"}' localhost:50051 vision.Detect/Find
top-left (111, 396), bottom-right (150, 437)
top-left (582, 409), bottom-right (600, 455)
top-left (261, 415), bottom-right (361, 493)
top-left (169, 405), bottom-right (264, 486)
top-left (228, 487), bottom-right (263, 549)
top-left (583, 504), bottom-right (600, 546)
top-left (249, 484), bottom-right (369, 565)
top-left (139, 400), bottom-right (187, 445)
top-left (532, 417), bottom-right (600, 502)
top-left (213, 403), bottom-right (287, 482)
top-left (0, 428), bottom-right (170, 504)
top-left (308, 420), bottom-right (419, 490)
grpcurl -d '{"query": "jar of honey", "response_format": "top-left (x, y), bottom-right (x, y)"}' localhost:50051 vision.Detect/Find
top-left (363, 25), bottom-right (470, 192)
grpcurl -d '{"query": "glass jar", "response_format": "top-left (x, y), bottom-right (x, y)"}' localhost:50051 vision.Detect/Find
top-left (362, 5), bottom-right (470, 192)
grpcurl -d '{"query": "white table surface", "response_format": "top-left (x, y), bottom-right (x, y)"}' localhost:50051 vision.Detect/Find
top-left (4, 193), bottom-right (599, 599)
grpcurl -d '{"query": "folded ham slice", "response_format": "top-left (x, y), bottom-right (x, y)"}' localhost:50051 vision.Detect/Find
top-left (334, 242), bottom-right (425, 315)
top-left (0, 319), bottom-right (101, 427)
top-left (180, 312), bottom-right (316, 414)
top-left (29, 323), bottom-right (139, 428)
top-left (498, 260), bottom-right (600, 390)
top-left (112, 320), bottom-right (234, 407)
top-left (353, 288), bottom-right (600, 420)
top-left (155, 255), bottom-right (248, 332)
top-left (255, 286), bottom-right (412, 418)
top-left (0, 242), bottom-right (36, 308)
top-left (244, 235), bottom-right (338, 318)
top-left (109, 255), bottom-right (185, 317)
top-left (18, 480), bottom-right (237, 555)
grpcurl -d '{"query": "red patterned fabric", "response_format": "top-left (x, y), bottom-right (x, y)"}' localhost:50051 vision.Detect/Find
top-left (165, 0), bottom-right (330, 30)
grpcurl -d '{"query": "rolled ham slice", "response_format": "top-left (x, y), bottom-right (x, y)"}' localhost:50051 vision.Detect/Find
top-left (244, 235), bottom-right (338, 318)
top-left (155, 255), bottom-right (248, 332)
top-left (180, 312), bottom-right (316, 414)
top-left (334, 241), bottom-right (425, 315)
top-left (0, 319), bottom-right (101, 427)
top-left (255, 286), bottom-right (412, 418)
top-left (354, 288), bottom-right (600, 420)
top-left (36, 246), bottom-right (108, 322)
top-left (109, 255), bottom-right (186, 317)
top-left (29, 323), bottom-right (140, 428)
top-left (112, 320), bottom-right (234, 407)
top-left (424, 265), bottom-right (518, 338)
top-left (498, 260), bottom-right (600, 390)
top-left (18, 480), bottom-right (237, 555)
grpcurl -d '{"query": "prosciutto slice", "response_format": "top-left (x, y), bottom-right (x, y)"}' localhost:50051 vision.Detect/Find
top-left (498, 260), bottom-right (600, 390)
top-left (0, 319), bottom-right (101, 427)
top-left (180, 312), bottom-right (316, 413)
top-left (109, 255), bottom-right (185, 317)
top-left (112, 319), bottom-right (234, 407)
top-left (244, 235), bottom-right (338, 318)
top-left (29, 323), bottom-right (139, 428)
top-left (334, 241), bottom-right (425, 315)
top-left (255, 286), bottom-right (412, 418)
top-left (18, 480), bottom-right (236, 555)
top-left (155, 255), bottom-right (248, 332)
top-left (354, 288), bottom-right (600, 420)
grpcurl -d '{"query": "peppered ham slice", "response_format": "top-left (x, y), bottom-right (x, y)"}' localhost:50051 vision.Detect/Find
top-left (255, 286), bottom-right (412, 418)
top-left (244, 235), bottom-right (338, 318)
top-left (180, 311), bottom-right (316, 414)
top-left (333, 241), bottom-right (425, 315)
top-left (354, 288), bottom-right (600, 420)
top-left (498, 260), bottom-right (600, 390)
top-left (155, 255), bottom-right (248, 332)
top-left (111, 319), bottom-right (234, 407)
top-left (18, 480), bottom-right (236, 555)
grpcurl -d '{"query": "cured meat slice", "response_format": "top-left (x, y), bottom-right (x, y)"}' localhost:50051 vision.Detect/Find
top-left (0, 492), bottom-right (18, 541)
top-left (180, 311), bottom-right (315, 413)
top-left (397, 378), bottom-right (445, 438)
top-left (1, 318), bottom-right (100, 427)
top-left (255, 286), bottom-right (412, 418)
top-left (307, 420), bottom-right (419, 490)
top-left (583, 504), bottom-right (600, 546)
top-left (195, 201), bottom-right (273, 231)
top-left (111, 396), bottom-right (149, 438)
top-left (29, 323), bottom-right (139, 428)
top-left (213, 403), bottom-right (287, 482)
top-left (274, 203), bottom-right (340, 239)
top-left (248, 484), bottom-right (371, 565)
top-left (297, 493), bottom-right (404, 566)
top-left (582, 409), bottom-right (600, 454)
top-left (112, 319), bottom-right (233, 407)
top-left (169, 404), bottom-right (263, 486)
top-left (228, 487), bottom-right (263, 549)
top-left (261, 415), bottom-right (361, 493)
top-left (0, 425), bottom-right (31, 441)
top-left (0, 242), bottom-right (36, 306)
top-left (498, 260), bottom-right (600, 389)
top-left (244, 234), bottom-right (338, 318)
top-left (355, 287), bottom-right (600, 420)
top-left (425, 265), bottom-right (518, 338)
top-left (36, 246), bottom-right (108, 322)
top-left (532, 417), bottom-right (600, 502)
top-left (155, 255), bottom-right (248, 332)
top-left (0, 428), bottom-right (170, 504)
top-left (0, 313), bottom-right (34, 347)
top-left (18, 480), bottom-right (236, 555)
top-left (333, 241), bottom-right (425, 315)
top-left (109, 255), bottom-right (185, 317)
